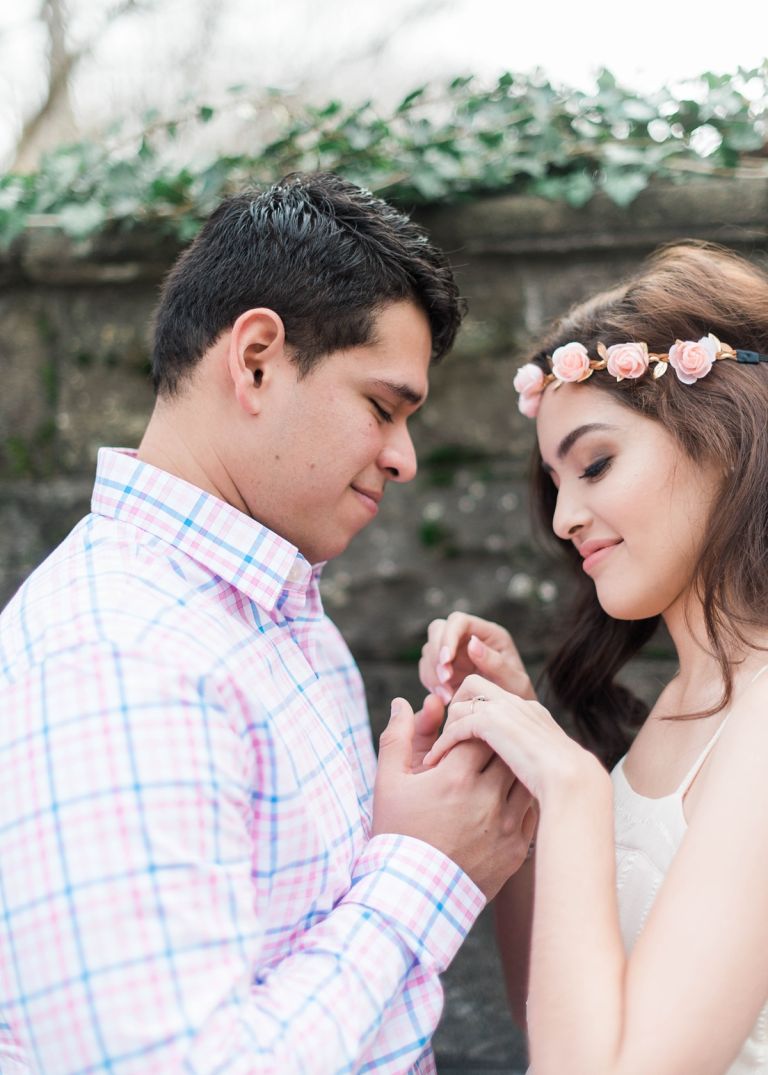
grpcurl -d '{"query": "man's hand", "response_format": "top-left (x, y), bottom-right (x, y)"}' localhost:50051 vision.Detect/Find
top-left (410, 693), bottom-right (445, 771)
top-left (373, 697), bottom-right (536, 900)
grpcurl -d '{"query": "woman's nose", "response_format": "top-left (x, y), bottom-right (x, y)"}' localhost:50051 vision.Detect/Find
top-left (552, 485), bottom-right (589, 541)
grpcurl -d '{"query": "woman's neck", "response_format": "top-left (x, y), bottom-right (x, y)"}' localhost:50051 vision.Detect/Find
top-left (662, 592), bottom-right (768, 709)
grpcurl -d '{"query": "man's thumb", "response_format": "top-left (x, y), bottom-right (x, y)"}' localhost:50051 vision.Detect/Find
top-left (377, 697), bottom-right (415, 772)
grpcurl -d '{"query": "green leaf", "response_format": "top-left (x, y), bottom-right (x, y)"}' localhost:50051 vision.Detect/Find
top-left (396, 86), bottom-right (427, 113)
top-left (2, 64), bottom-right (768, 245)
top-left (599, 168), bottom-right (649, 205)
top-left (56, 202), bottom-right (108, 238)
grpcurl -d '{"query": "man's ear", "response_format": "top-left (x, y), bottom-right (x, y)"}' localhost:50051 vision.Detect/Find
top-left (226, 308), bottom-right (288, 415)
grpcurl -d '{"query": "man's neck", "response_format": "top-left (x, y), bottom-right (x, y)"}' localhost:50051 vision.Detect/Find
top-left (137, 400), bottom-right (249, 516)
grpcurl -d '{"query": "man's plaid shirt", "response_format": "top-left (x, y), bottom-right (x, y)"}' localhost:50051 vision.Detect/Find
top-left (0, 448), bottom-right (484, 1074)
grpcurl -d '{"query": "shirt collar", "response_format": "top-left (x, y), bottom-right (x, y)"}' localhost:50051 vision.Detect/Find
top-left (91, 448), bottom-right (315, 612)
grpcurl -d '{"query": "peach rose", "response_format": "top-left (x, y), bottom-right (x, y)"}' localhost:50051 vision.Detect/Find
top-left (514, 363), bottom-right (546, 418)
top-left (518, 390), bottom-right (542, 418)
top-left (668, 336), bottom-right (717, 384)
top-left (606, 341), bottom-right (649, 381)
top-left (551, 342), bottom-right (591, 382)
top-left (513, 363), bottom-right (545, 396)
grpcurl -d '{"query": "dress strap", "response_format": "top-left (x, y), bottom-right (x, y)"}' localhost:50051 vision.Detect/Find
top-left (678, 664), bottom-right (768, 795)
top-left (678, 719), bottom-right (730, 796)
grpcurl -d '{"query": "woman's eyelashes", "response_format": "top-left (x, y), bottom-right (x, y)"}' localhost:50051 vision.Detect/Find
top-left (580, 456), bottom-right (612, 481)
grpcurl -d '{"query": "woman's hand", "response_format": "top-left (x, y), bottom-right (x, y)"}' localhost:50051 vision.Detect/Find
top-left (424, 674), bottom-right (594, 805)
top-left (419, 612), bottom-right (535, 706)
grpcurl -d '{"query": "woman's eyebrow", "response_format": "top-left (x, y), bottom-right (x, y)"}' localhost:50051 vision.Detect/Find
top-left (541, 422), bottom-right (617, 474)
top-left (556, 422), bottom-right (616, 460)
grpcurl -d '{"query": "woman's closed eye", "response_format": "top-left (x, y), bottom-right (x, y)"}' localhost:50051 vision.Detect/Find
top-left (580, 456), bottom-right (612, 481)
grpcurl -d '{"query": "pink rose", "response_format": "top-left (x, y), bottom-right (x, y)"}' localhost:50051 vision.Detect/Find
top-left (514, 363), bottom-right (545, 418)
top-left (518, 390), bottom-right (542, 418)
top-left (513, 363), bottom-right (545, 396)
top-left (606, 342), bottom-right (649, 381)
top-left (668, 336), bottom-right (717, 385)
top-left (551, 342), bottom-right (591, 382)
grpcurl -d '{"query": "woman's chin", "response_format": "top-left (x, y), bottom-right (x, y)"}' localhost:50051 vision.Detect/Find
top-left (596, 590), bottom-right (665, 622)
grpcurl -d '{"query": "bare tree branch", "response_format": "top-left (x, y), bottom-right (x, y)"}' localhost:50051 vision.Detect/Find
top-left (12, 0), bottom-right (157, 170)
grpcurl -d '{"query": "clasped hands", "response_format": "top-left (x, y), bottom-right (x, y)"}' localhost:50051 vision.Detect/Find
top-left (372, 613), bottom-right (541, 899)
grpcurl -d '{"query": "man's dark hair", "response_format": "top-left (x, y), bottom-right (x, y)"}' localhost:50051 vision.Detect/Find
top-left (151, 172), bottom-right (465, 394)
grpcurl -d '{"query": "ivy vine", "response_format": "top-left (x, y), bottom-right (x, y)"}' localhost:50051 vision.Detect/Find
top-left (2, 64), bottom-right (767, 247)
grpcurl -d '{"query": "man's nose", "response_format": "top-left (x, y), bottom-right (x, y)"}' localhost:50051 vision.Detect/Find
top-left (379, 424), bottom-right (417, 483)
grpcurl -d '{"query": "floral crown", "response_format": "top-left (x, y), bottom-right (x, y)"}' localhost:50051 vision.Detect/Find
top-left (514, 334), bottom-right (768, 418)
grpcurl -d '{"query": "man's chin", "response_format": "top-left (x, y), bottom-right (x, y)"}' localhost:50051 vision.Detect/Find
top-left (300, 533), bottom-right (353, 567)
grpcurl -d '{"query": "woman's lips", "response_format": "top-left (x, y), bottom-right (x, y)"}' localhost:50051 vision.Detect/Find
top-left (581, 540), bottom-right (622, 575)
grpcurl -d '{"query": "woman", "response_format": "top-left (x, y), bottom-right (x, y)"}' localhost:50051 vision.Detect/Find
top-left (420, 242), bottom-right (768, 1074)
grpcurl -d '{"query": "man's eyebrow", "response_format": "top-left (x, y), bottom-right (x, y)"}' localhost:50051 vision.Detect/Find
top-left (541, 422), bottom-right (616, 472)
top-left (370, 379), bottom-right (425, 407)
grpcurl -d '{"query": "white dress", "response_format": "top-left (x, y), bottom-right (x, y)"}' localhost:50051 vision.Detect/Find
top-left (612, 678), bottom-right (768, 1073)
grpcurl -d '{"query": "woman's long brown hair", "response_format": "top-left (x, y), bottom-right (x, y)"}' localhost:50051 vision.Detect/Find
top-left (525, 241), bottom-right (768, 767)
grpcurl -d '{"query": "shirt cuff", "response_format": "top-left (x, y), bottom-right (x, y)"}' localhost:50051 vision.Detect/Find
top-left (342, 833), bottom-right (486, 974)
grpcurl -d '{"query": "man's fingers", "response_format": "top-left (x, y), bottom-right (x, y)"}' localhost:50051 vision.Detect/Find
top-left (411, 694), bottom-right (446, 769)
top-left (377, 697), bottom-right (416, 775)
top-left (479, 751), bottom-right (513, 784)
top-left (414, 692), bottom-right (444, 739)
top-left (506, 776), bottom-right (533, 819)
top-left (521, 801), bottom-right (539, 845)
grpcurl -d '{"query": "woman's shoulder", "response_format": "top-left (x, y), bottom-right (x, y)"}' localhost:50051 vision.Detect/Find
top-left (726, 661), bottom-right (768, 730)
top-left (687, 664), bottom-right (768, 811)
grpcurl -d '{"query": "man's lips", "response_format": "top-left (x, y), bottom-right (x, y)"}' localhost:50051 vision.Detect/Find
top-left (577, 538), bottom-right (622, 574)
top-left (351, 485), bottom-right (383, 514)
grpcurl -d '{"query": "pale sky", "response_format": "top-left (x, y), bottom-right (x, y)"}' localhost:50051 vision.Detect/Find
top-left (398, 1), bottom-right (768, 93)
top-left (1, 0), bottom-right (767, 165)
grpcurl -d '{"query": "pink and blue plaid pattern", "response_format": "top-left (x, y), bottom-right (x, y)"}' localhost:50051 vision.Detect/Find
top-left (0, 448), bottom-right (484, 1074)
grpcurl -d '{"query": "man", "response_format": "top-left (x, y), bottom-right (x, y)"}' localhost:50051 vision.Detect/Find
top-left (0, 174), bottom-right (532, 1073)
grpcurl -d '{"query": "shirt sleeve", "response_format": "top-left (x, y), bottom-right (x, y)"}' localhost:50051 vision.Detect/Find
top-left (1, 642), bottom-right (484, 1075)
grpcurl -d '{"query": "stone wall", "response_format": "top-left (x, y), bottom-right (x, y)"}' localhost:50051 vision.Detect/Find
top-left (2, 177), bottom-right (768, 1071)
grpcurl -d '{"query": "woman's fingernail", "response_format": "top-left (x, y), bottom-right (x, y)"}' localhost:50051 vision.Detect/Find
top-left (436, 686), bottom-right (452, 705)
top-left (439, 646), bottom-right (451, 665)
top-left (390, 699), bottom-right (402, 717)
top-left (468, 634), bottom-right (484, 657)
top-left (437, 663), bottom-right (452, 683)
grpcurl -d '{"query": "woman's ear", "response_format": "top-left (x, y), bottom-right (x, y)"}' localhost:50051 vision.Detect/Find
top-left (226, 308), bottom-right (287, 415)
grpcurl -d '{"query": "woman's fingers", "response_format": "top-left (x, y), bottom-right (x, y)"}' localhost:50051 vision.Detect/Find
top-left (419, 619), bottom-right (452, 702)
top-left (425, 682), bottom-right (587, 807)
top-left (468, 633), bottom-right (536, 699)
top-left (450, 672), bottom-right (506, 706)
top-left (434, 613), bottom-right (475, 691)
top-left (420, 613), bottom-right (534, 707)
top-left (423, 708), bottom-right (501, 767)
